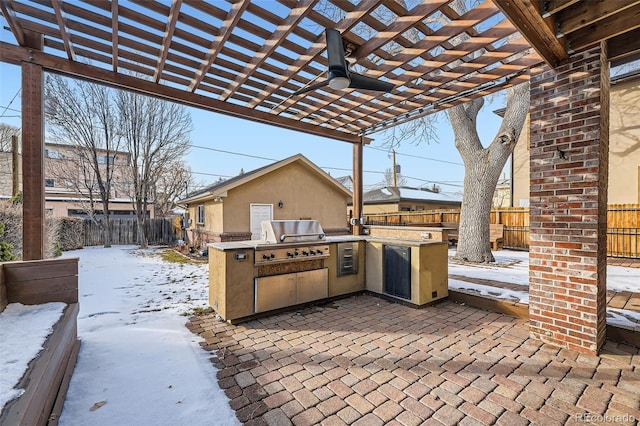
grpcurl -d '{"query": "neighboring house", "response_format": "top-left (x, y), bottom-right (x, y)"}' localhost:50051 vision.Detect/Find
top-left (335, 175), bottom-right (353, 192)
top-left (351, 186), bottom-right (462, 215)
top-left (511, 72), bottom-right (640, 206)
top-left (0, 142), bottom-right (150, 218)
top-left (493, 175), bottom-right (511, 208)
top-left (180, 154), bottom-right (352, 245)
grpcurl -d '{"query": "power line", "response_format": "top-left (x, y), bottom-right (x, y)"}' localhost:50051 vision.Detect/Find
top-left (0, 105), bottom-right (21, 114)
top-left (188, 144), bottom-right (387, 176)
top-left (365, 145), bottom-right (464, 166)
top-left (402, 175), bottom-right (464, 188)
top-left (0, 89), bottom-right (21, 119)
top-left (189, 144), bottom-right (278, 162)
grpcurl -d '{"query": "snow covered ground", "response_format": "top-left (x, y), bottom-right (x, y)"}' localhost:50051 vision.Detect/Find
top-left (1, 246), bottom-right (638, 424)
top-left (56, 246), bottom-right (239, 426)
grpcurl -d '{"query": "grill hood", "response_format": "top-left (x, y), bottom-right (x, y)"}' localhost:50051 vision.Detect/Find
top-left (261, 220), bottom-right (326, 244)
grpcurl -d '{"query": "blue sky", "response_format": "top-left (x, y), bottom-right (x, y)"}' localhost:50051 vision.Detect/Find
top-left (0, 13), bottom-right (509, 194)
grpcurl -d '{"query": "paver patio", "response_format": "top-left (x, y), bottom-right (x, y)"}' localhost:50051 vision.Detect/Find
top-left (187, 295), bottom-right (640, 426)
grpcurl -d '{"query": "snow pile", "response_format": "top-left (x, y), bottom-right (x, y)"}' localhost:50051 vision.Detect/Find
top-left (0, 302), bottom-right (66, 412)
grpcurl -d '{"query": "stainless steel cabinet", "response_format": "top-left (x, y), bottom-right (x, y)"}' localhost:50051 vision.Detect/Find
top-left (255, 268), bottom-right (328, 313)
top-left (255, 273), bottom-right (296, 313)
top-left (297, 268), bottom-right (328, 304)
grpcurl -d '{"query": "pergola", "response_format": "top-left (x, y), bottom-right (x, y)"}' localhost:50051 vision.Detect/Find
top-left (1, 0), bottom-right (639, 354)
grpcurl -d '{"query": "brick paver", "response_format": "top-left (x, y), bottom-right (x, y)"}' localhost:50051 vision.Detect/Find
top-left (189, 294), bottom-right (640, 424)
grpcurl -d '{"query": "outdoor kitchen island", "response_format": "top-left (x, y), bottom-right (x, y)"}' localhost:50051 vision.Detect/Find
top-left (207, 220), bottom-right (448, 322)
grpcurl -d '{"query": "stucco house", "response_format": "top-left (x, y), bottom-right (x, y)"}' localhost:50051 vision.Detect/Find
top-left (350, 186), bottom-right (462, 215)
top-left (180, 154), bottom-right (351, 245)
top-left (511, 72), bottom-right (640, 206)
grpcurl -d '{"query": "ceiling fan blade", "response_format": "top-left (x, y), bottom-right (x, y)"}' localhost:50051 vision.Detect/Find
top-left (293, 80), bottom-right (329, 96)
top-left (325, 29), bottom-right (348, 81)
top-left (348, 73), bottom-right (394, 92)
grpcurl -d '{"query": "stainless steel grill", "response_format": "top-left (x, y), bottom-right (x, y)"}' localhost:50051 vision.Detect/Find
top-left (261, 220), bottom-right (325, 243)
top-left (255, 220), bottom-right (329, 265)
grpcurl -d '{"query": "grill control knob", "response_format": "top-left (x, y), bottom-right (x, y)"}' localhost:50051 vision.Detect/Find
top-left (287, 252), bottom-right (294, 257)
top-left (309, 250), bottom-right (316, 255)
top-left (316, 248), bottom-right (323, 254)
top-left (294, 250), bottom-right (299, 256)
top-left (302, 251), bottom-right (309, 256)
top-left (262, 254), bottom-right (269, 260)
top-left (270, 253), bottom-right (275, 259)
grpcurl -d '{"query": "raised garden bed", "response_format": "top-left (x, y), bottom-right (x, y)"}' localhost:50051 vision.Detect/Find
top-left (0, 258), bottom-right (79, 426)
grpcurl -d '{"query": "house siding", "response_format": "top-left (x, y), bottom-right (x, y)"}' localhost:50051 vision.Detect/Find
top-left (513, 75), bottom-right (640, 205)
top-left (223, 162), bottom-right (348, 232)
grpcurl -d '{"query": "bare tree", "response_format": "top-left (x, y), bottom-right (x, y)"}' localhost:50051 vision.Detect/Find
top-left (45, 75), bottom-right (123, 247)
top-left (0, 123), bottom-right (20, 197)
top-left (0, 122), bottom-right (20, 152)
top-left (117, 90), bottom-right (192, 248)
top-left (449, 82), bottom-right (529, 262)
top-left (153, 159), bottom-right (194, 218)
top-left (383, 167), bottom-right (407, 187)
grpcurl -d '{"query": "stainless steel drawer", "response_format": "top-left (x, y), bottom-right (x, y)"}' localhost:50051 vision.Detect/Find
top-left (337, 242), bottom-right (358, 276)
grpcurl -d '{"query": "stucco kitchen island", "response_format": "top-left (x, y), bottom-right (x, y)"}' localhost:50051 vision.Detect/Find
top-left (208, 221), bottom-right (449, 323)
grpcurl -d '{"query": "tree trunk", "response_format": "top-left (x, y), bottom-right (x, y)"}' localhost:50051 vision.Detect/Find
top-left (450, 82), bottom-right (530, 263)
top-left (456, 151), bottom-right (500, 262)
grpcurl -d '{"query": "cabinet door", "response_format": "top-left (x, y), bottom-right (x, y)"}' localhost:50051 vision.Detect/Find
top-left (384, 245), bottom-right (411, 300)
top-left (255, 273), bottom-right (296, 313)
top-left (296, 268), bottom-right (328, 304)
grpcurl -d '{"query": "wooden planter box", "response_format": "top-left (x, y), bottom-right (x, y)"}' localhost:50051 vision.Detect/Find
top-left (0, 258), bottom-right (79, 426)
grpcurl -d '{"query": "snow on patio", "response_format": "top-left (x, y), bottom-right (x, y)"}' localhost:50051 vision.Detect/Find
top-left (448, 248), bottom-right (640, 329)
top-left (2, 245), bottom-right (639, 424)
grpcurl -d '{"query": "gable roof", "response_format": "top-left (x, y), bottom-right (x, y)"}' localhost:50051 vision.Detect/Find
top-left (335, 176), bottom-right (353, 192)
top-left (358, 186), bottom-right (462, 205)
top-left (180, 154), bottom-right (352, 204)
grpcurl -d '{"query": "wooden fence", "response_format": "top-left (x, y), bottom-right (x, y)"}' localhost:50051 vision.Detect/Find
top-left (364, 204), bottom-right (640, 258)
top-left (83, 218), bottom-right (179, 246)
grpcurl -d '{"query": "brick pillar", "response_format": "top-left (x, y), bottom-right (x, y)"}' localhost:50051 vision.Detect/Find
top-left (528, 43), bottom-right (609, 355)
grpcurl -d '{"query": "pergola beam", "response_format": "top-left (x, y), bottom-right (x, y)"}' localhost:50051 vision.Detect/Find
top-left (21, 62), bottom-right (45, 260)
top-left (154, 0), bottom-right (182, 83)
top-left (0, 41), bottom-right (362, 144)
top-left (493, 0), bottom-right (567, 66)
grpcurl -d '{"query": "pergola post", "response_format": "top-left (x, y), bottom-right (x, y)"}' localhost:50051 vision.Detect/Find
top-left (352, 137), bottom-right (363, 235)
top-left (528, 43), bottom-right (609, 354)
top-left (21, 61), bottom-right (46, 260)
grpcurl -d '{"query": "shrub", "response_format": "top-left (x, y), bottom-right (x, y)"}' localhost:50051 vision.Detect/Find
top-left (57, 217), bottom-right (84, 251)
top-left (0, 200), bottom-right (64, 259)
top-left (0, 221), bottom-right (16, 261)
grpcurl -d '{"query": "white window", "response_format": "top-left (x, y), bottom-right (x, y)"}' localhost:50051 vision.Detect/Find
top-left (197, 204), bottom-right (205, 225)
top-left (98, 155), bottom-right (115, 165)
top-left (45, 149), bottom-right (60, 159)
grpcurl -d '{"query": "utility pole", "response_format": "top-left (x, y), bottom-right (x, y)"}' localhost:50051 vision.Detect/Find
top-left (392, 149), bottom-right (397, 187)
top-left (11, 135), bottom-right (19, 198)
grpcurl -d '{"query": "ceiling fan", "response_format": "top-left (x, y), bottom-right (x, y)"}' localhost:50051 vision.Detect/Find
top-left (293, 29), bottom-right (394, 96)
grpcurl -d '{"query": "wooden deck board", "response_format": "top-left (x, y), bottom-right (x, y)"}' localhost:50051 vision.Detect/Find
top-left (607, 291), bottom-right (634, 309)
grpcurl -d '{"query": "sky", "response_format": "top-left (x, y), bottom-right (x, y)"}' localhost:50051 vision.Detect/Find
top-left (0, 17), bottom-right (510, 195)
top-left (1, 245), bottom-right (639, 425)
